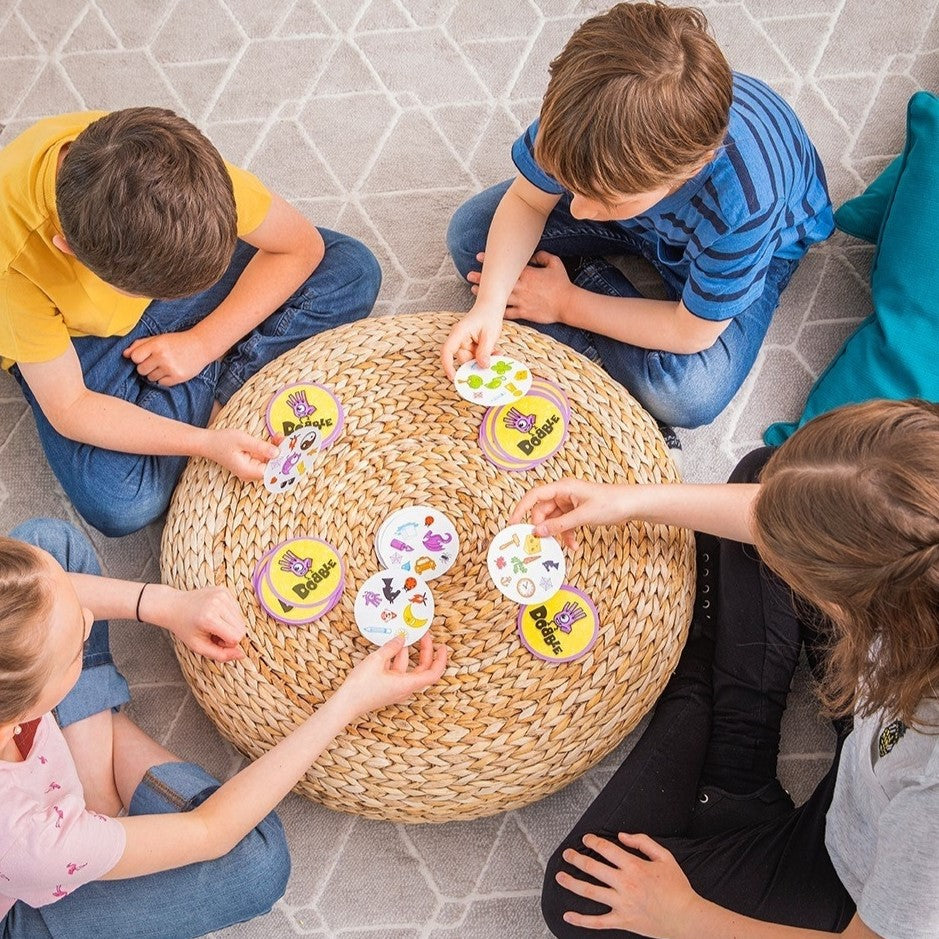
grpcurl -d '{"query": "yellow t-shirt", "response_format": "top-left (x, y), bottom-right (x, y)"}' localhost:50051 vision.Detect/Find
top-left (0, 111), bottom-right (273, 369)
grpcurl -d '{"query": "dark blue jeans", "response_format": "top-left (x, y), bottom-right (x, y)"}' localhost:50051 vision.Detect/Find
top-left (14, 230), bottom-right (380, 537)
top-left (1, 519), bottom-right (290, 939)
top-left (447, 181), bottom-right (799, 429)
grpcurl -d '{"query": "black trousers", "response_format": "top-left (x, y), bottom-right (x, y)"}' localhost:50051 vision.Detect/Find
top-left (542, 448), bottom-right (857, 938)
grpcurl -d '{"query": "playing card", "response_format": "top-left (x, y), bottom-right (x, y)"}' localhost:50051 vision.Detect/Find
top-left (263, 426), bottom-right (321, 494)
top-left (374, 505), bottom-right (459, 580)
top-left (254, 552), bottom-right (342, 625)
top-left (265, 381), bottom-right (345, 448)
top-left (486, 523), bottom-right (565, 604)
top-left (354, 568), bottom-right (435, 646)
top-left (265, 537), bottom-right (344, 609)
top-left (517, 586), bottom-right (599, 663)
top-left (454, 356), bottom-right (533, 407)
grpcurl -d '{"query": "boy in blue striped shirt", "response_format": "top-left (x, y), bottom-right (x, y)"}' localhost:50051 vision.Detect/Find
top-left (442, 2), bottom-right (833, 434)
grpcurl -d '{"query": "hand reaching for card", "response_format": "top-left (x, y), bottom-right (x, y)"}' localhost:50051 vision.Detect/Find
top-left (440, 302), bottom-right (503, 380)
top-left (510, 479), bottom-right (634, 549)
top-left (334, 633), bottom-right (449, 719)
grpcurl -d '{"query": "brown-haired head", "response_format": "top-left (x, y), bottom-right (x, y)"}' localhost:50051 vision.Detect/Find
top-left (0, 539), bottom-right (56, 727)
top-left (534, 2), bottom-right (732, 202)
top-left (55, 107), bottom-right (237, 299)
top-left (753, 399), bottom-right (939, 729)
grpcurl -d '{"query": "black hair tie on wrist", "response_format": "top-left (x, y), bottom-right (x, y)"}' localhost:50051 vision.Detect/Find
top-left (135, 583), bottom-right (148, 623)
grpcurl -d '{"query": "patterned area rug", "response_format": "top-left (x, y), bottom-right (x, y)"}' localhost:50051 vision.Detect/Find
top-left (0, 1), bottom-right (934, 935)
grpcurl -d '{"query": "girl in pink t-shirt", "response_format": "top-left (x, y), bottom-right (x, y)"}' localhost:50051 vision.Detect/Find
top-left (0, 519), bottom-right (448, 938)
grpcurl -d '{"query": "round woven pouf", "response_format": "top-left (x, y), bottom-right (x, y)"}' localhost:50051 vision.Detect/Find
top-left (161, 312), bottom-right (694, 823)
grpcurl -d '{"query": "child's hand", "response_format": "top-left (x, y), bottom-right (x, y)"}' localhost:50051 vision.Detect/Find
top-left (147, 585), bottom-right (247, 662)
top-left (440, 301), bottom-right (503, 380)
top-left (202, 428), bottom-right (278, 481)
top-left (499, 251), bottom-right (573, 325)
top-left (124, 330), bottom-right (212, 386)
top-left (510, 478), bottom-right (631, 549)
top-left (557, 833), bottom-right (699, 936)
top-left (335, 634), bottom-right (448, 719)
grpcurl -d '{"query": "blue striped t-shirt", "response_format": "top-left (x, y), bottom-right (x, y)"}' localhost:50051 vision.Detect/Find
top-left (511, 72), bottom-right (835, 321)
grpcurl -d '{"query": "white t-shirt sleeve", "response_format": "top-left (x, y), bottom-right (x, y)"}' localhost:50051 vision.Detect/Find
top-left (857, 778), bottom-right (939, 939)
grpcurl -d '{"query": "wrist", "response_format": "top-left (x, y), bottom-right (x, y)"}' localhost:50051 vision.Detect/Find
top-left (321, 684), bottom-right (362, 727)
top-left (136, 583), bottom-right (176, 629)
top-left (186, 322), bottom-right (220, 366)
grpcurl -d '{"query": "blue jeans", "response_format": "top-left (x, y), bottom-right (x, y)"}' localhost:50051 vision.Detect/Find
top-left (447, 181), bottom-right (799, 428)
top-left (14, 231), bottom-right (380, 537)
top-left (1, 520), bottom-right (290, 939)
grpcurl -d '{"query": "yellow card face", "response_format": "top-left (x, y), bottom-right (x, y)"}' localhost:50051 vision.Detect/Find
top-left (491, 394), bottom-right (567, 462)
top-left (266, 538), bottom-right (343, 608)
top-left (265, 382), bottom-right (344, 446)
top-left (517, 586), bottom-right (599, 663)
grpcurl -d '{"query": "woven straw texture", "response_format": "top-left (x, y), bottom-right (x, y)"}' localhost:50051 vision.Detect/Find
top-left (160, 312), bottom-right (695, 823)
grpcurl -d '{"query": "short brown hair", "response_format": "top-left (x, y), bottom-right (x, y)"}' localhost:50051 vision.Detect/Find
top-left (56, 108), bottom-right (237, 299)
top-left (753, 400), bottom-right (939, 730)
top-left (535, 2), bottom-right (732, 201)
top-left (0, 539), bottom-right (56, 726)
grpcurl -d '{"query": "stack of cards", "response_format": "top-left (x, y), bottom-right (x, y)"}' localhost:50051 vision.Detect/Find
top-left (265, 381), bottom-right (345, 448)
top-left (487, 524), bottom-right (599, 663)
top-left (253, 537), bottom-right (345, 625)
top-left (477, 377), bottom-right (570, 472)
top-left (454, 357), bottom-right (532, 406)
top-left (354, 505), bottom-right (460, 646)
top-left (263, 426), bottom-right (321, 494)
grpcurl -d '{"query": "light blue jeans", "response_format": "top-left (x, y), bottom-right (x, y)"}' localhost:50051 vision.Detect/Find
top-left (14, 231), bottom-right (381, 537)
top-left (1, 520), bottom-right (290, 939)
top-left (447, 181), bottom-right (799, 429)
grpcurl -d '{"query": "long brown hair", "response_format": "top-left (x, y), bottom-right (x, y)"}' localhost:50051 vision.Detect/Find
top-left (535, 2), bottom-right (732, 200)
top-left (0, 540), bottom-right (55, 726)
top-left (753, 400), bottom-right (939, 728)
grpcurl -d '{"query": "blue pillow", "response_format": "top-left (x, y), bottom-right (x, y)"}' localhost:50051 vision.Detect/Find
top-left (765, 91), bottom-right (939, 445)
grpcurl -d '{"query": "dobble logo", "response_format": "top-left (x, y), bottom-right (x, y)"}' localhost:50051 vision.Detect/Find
top-left (265, 382), bottom-right (345, 448)
top-left (267, 538), bottom-right (344, 609)
top-left (517, 586), bottom-right (599, 663)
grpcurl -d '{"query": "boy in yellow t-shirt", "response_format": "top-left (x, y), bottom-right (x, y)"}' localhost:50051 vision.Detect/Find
top-left (0, 108), bottom-right (380, 536)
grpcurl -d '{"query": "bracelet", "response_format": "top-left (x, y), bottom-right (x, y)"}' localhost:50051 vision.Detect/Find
top-left (135, 583), bottom-right (149, 623)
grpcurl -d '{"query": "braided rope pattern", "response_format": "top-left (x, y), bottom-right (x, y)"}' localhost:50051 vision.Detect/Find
top-left (161, 313), bottom-right (694, 822)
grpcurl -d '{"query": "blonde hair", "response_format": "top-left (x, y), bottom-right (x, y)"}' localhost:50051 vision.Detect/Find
top-left (0, 540), bottom-right (55, 725)
top-left (535, 2), bottom-right (732, 201)
top-left (753, 400), bottom-right (939, 728)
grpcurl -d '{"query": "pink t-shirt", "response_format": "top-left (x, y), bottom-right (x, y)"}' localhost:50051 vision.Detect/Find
top-left (0, 713), bottom-right (126, 916)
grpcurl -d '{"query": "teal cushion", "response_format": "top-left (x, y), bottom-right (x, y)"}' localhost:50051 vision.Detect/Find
top-left (765, 91), bottom-right (939, 446)
top-left (832, 154), bottom-right (902, 243)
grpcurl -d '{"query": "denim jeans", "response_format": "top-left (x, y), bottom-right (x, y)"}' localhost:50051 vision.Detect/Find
top-left (1, 519), bottom-right (290, 939)
top-left (447, 181), bottom-right (799, 429)
top-left (14, 230), bottom-right (381, 537)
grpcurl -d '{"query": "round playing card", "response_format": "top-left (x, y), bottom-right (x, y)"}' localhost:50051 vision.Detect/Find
top-left (255, 556), bottom-right (343, 625)
top-left (517, 586), bottom-right (599, 663)
top-left (265, 538), bottom-right (344, 609)
top-left (486, 523), bottom-right (565, 604)
top-left (454, 356), bottom-right (533, 407)
top-left (478, 380), bottom-right (570, 472)
top-left (263, 426), bottom-right (321, 494)
top-left (354, 569), bottom-right (435, 646)
top-left (374, 505), bottom-right (459, 580)
top-left (265, 382), bottom-right (345, 448)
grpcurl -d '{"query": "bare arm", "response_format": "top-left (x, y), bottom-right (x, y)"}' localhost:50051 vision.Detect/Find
top-left (441, 176), bottom-right (560, 377)
top-left (561, 291), bottom-right (730, 355)
top-left (18, 345), bottom-right (276, 480)
top-left (102, 635), bottom-right (447, 878)
top-left (123, 193), bottom-right (325, 386)
top-left (510, 479), bottom-right (759, 548)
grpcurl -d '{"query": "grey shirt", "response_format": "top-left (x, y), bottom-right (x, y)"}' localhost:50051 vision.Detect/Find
top-left (826, 700), bottom-right (939, 939)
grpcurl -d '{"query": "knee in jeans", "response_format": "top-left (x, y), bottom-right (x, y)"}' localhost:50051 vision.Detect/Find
top-left (238, 812), bottom-right (291, 916)
top-left (9, 518), bottom-right (91, 563)
top-left (446, 203), bottom-right (485, 278)
top-left (649, 385), bottom-right (733, 430)
top-left (344, 239), bottom-right (382, 308)
top-left (81, 489), bottom-right (169, 538)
